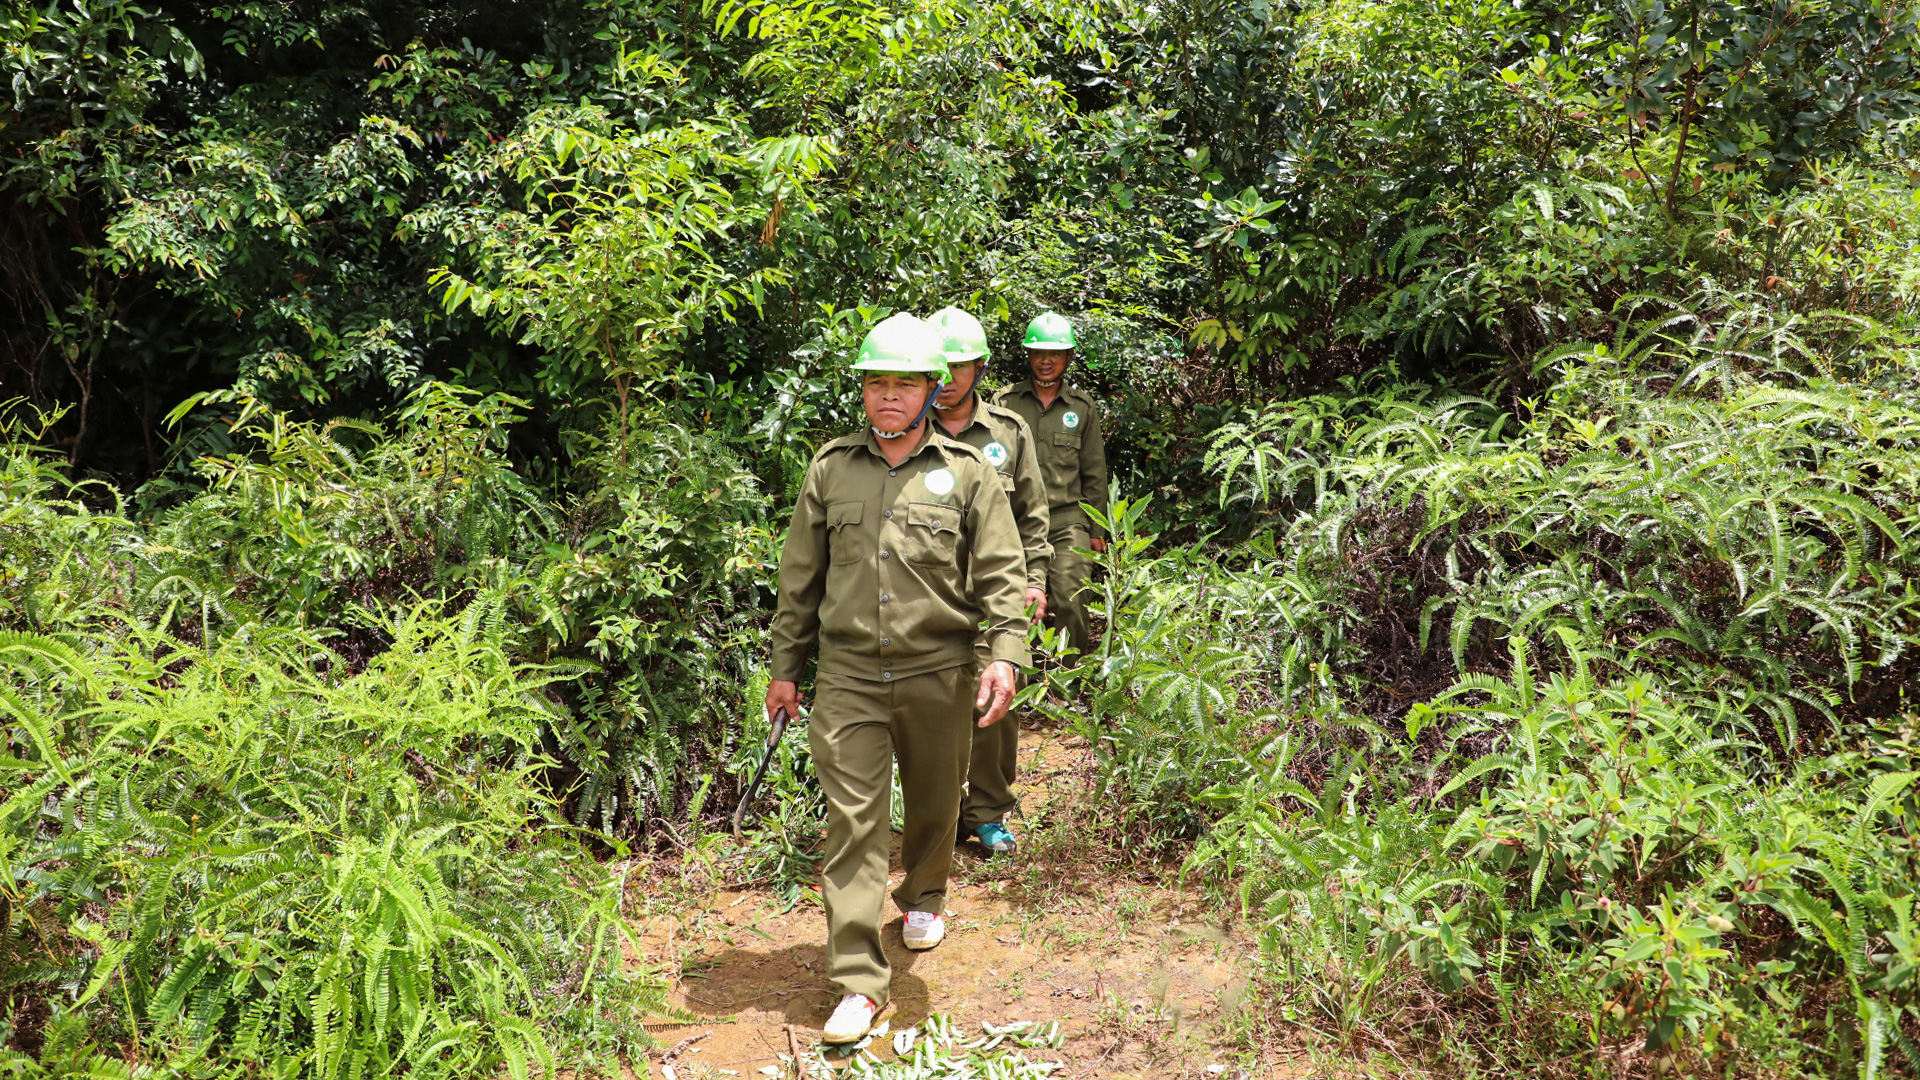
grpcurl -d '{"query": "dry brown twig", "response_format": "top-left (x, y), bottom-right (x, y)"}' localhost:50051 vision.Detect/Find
top-left (658, 1030), bottom-right (708, 1080)
top-left (787, 1024), bottom-right (811, 1080)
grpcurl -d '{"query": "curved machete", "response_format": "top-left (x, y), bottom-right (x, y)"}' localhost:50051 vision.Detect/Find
top-left (732, 706), bottom-right (790, 838)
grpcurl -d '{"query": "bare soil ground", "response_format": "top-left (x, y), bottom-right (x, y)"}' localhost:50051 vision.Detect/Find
top-left (626, 727), bottom-right (1311, 1080)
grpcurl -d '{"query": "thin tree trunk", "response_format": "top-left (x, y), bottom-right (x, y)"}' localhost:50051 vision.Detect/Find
top-left (64, 350), bottom-right (92, 471)
top-left (1665, 72), bottom-right (1698, 217)
top-left (615, 372), bottom-right (630, 465)
top-left (1666, 9), bottom-right (1701, 218)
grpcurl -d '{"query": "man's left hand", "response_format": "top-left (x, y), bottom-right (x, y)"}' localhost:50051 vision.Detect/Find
top-left (1089, 536), bottom-right (1108, 554)
top-left (1025, 587), bottom-right (1047, 622)
top-left (975, 660), bottom-right (1017, 728)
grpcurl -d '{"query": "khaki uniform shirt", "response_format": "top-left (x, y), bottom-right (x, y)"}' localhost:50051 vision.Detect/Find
top-left (771, 425), bottom-right (1030, 684)
top-left (991, 380), bottom-right (1110, 539)
top-left (937, 400), bottom-right (1051, 592)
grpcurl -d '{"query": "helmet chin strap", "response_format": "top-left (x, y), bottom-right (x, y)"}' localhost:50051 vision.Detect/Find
top-left (931, 363), bottom-right (983, 413)
top-left (874, 379), bottom-right (947, 440)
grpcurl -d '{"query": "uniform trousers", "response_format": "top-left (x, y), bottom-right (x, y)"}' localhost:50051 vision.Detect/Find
top-left (808, 666), bottom-right (974, 1007)
top-left (967, 520), bottom-right (1096, 829)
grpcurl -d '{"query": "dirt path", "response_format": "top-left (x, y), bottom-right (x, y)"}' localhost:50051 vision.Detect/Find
top-left (629, 728), bottom-right (1306, 1079)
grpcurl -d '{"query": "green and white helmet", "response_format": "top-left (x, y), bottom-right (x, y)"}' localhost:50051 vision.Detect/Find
top-left (930, 306), bottom-right (990, 364)
top-left (1023, 311), bottom-right (1076, 350)
top-left (851, 313), bottom-right (949, 381)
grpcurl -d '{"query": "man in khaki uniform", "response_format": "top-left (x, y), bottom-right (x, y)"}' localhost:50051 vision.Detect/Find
top-left (766, 313), bottom-right (1028, 1043)
top-left (992, 311), bottom-right (1109, 656)
top-left (928, 306), bottom-right (1050, 857)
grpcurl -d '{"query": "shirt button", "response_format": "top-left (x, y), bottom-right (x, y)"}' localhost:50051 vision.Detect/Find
top-left (883, 672), bottom-right (893, 680)
top-left (883, 509), bottom-right (893, 519)
top-left (880, 550), bottom-right (891, 559)
top-left (880, 594), bottom-right (891, 603)
top-left (881, 637), bottom-right (891, 646)
top-left (889, 470), bottom-right (897, 477)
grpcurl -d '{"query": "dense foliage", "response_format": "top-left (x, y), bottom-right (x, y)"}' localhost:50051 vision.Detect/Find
top-left (5, 0), bottom-right (1920, 1073)
top-left (1, 421), bottom-right (654, 1075)
top-left (1057, 309), bottom-right (1920, 1072)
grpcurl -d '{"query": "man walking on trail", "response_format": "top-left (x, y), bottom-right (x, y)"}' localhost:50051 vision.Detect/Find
top-left (992, 312), bottom-right (1109, 657)
top-left (928, 306), bottom-right (1050, 858)
top-left (766, 312), bottom-right (1030, 1044)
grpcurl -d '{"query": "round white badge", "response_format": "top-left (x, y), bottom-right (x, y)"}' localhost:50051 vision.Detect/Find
top-left (984, 441), bottom-right (1008, 467)
top-left (1063, 411), bottom-right (1081, 429)
top-left (924, 468), bottom-right (955, 495)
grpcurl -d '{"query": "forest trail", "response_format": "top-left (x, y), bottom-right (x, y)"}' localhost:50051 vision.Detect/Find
top-left (629, 727), bottom-right (1304, 1079)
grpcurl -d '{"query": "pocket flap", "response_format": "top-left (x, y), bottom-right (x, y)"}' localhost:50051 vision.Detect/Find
top-left (1000, 475), bottom-right (1017, 493)
top-left (1051, 431), bottom-right (1082, 449)
top-left (828, 500), bottom-right (864, 528)
top-left (907, 501), bottom-right (962, 534)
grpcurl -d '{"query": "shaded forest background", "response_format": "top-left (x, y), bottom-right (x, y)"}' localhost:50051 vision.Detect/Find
top-left (5, 0), bottom-right (1920, 1075)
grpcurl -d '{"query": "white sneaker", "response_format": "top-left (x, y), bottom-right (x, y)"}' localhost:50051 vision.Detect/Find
top-left (823, 993), bottom-right (877, 1043)
top-left (902, 910), bottom-right (946, 950)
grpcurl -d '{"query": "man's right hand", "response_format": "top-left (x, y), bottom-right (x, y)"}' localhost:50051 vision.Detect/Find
top-left (766, 679), bottom-right (802, 723)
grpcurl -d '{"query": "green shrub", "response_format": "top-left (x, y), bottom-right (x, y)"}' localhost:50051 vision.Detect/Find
top-left (1211, 294), bottom-right (1920, 740)
top-left (1212, 641), bottom-right (1920, 1074)
top-left (0, 411), bottom-right (667, 1075)
top-left (141, 383), bottom-right (543, 644)
top-left (134, 384), bottom-right (774, 836)
top-left (1049, 299), bottom-right (1920, 1070)
top-left (0, 405), bottom-right (134, 639)
top-left (1064, 532), bottom-right (1920, 1070)
top-left (1029, 497), bottom-right (1277, 855)
top-left (0, 602), bottom-right (654, 1077)
top-left (527, 405), bottom-right (772, 832)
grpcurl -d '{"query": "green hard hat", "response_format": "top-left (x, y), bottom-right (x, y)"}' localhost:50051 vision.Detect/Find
top-left (1023, 311), bottom-right (1076, 349)
top-left (930, 306), bottom-right (990, 364)
top-left (850, 313), bottom-right (949, 380)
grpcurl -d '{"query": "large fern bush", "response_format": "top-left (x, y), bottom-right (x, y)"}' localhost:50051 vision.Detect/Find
top-left (0, 606), bottom-right (652, 1076)
top-left (1050, 294), bottom-right (1920, 1074)
top-left (0, 410), bottom-right (656, 1076)
top-left (1206, 293), bottom-right (1920, 743)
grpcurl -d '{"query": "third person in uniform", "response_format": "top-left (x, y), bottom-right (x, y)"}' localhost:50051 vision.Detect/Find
top-left (992, 311), bottom-right (1108, 657)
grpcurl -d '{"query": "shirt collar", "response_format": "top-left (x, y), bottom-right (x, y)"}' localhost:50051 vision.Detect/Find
top-left (862, 423), bottom-right (942, 461)
top-left (941, 402), bottom-right (995, 437)
top-left (1012, 380), bottom-right (1074, 411)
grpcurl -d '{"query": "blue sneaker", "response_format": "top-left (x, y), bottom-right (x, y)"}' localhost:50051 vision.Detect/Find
top-left (974, 821), bottom-right (1017, 855)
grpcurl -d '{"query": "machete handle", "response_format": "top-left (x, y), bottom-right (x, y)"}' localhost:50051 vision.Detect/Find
top-left (731, 706), bottom-right (791, 838)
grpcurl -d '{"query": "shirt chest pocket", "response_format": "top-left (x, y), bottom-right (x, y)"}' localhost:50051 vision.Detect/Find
top-left (1050, 430), bottom-right (1082, 466)
top-left (902, 501), bottom-right (963, 567)
top-left (827, 501), bottom-right (867, 565)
